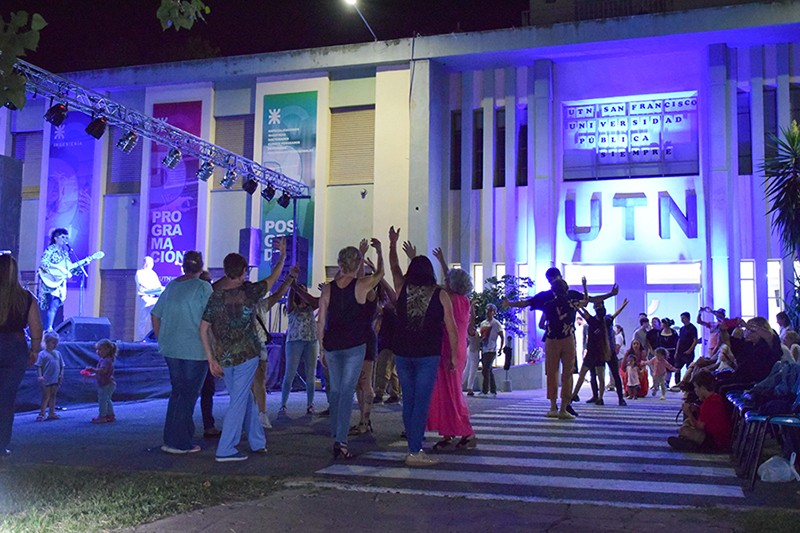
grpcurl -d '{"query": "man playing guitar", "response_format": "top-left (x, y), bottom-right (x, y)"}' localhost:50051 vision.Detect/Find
top-left (38, 228), bottom-right (104, 331)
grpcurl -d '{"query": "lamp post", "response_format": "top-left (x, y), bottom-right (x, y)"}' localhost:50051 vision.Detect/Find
top-left (345, 0), bottom-right (378, 42)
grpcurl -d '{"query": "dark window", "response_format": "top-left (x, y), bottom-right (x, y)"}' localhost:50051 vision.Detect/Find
top-left (450, 111), bottom-right (462, 190)
top-left (791, 84), bottom-right (800, 123)
top-left (472, 108), bottom-right (483, 190)
top-left (495, 107), bottom-right (505, 187)
top-left (764, 86), bottom-right (778, 162)
top-left (737, 89), bottom-right (752, 176)
top-left (517, 106), bottom-right (528, 186)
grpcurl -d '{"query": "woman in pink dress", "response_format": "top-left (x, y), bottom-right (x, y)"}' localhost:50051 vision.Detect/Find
top-left (426, 247), bottom-right (476, 450)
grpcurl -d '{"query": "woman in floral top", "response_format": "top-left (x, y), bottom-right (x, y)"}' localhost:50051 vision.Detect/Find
top-left (200, 239), bottom-right (290, 462)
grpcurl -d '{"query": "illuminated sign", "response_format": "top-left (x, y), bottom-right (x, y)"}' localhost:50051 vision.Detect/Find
top-left (562, 91), bottom-right (698, 180)
top-left (556, 176), bottom-right (706, 264)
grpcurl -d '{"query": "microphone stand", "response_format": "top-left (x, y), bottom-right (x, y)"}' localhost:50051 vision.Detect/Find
top-left (67, 245), bottom-right (88, 317)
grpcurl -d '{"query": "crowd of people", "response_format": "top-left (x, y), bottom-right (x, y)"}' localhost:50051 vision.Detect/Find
top-left (1, 228), bottom-right (799, 465)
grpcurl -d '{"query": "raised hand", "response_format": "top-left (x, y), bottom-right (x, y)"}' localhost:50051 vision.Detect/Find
top-left (389, 226), bottom-right (400, 245)
top-left (288, 264), bottom-right (300, 279)
top-left (371, 238), bottom-right (383, 254)
top-left (358, 238), bottom-right (369, 256)
top-left (276, 236), bottom-right (287, 256)
top-left (402, 240), bottom-right (416, 259)
top-left (432, 247), bottom-right (444, 263)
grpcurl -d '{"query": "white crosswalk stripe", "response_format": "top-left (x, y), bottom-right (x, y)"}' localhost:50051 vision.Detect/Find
top-left (314, 396), bottom-right (746, 508)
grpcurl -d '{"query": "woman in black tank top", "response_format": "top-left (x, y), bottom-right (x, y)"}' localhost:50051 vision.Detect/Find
top-left (317, 239), bottom-right (384, 459)
top-left (388, 227), bottom-right (459, 467)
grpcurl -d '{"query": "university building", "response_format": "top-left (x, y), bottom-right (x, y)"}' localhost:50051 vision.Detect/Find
top-left (2, 1), bottom-right (798, 360)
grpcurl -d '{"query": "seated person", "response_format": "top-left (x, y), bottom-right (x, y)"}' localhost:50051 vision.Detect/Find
top-left (668, 370), bottom-right (732, 453)
top-left (719, 317), bottom-right (782, 388)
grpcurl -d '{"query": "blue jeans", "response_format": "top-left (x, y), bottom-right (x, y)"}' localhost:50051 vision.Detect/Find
top-left (395, 355), bottom-right (440, 453)
top-left (163, 357), bottom-right (208, 450)
top-left (98, 383), bottom-right (116, 417)
top-left (281, 340), bottom-right (317, 408)
top-left (217, 357), bottom-right (265, 458)
top-left (0, 333), bottom-right (29, 451)
top-left (326, 343), bottom-right (366, 443)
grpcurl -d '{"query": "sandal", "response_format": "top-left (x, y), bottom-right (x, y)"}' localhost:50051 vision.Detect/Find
top-left (333, 442), bottom-right (354, 460)
top-left (35, 415), bottom-right (45, 422)
top-left (432, 436), bottom-right (455, 451)
top-left (456, 435), bottom-right (478, 450)
top-left (47, 414), bottom-right (61, 420)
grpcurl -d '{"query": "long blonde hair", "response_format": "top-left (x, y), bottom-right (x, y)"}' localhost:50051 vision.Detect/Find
top-left (0, 255), bottom-right (29, 328)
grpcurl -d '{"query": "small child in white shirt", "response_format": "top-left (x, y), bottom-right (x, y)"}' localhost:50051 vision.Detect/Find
top-left (625, 354), bottom-right (640, 399)
top-left (35, 331), bottom-right (64, 421)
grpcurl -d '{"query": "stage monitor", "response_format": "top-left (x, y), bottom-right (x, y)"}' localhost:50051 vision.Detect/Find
top-left (55, 317), bottom-right (112, 342)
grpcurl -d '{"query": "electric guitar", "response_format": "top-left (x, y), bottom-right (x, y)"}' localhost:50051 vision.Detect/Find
top-left (38, 251), bottom-right (105, 302)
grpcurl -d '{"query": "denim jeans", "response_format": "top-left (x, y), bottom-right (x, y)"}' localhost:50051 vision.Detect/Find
top-left (326, 343), bottom-right (366, 443)
top-left (200, 368), bottom-right (216, 430)
top-left (163, 357), bottom-right (208, 450)
top-left (480, 351), bottom-right (497, 394)
top-left (0, 333), bottom-right (29, 451)
top-left (98, 383), bottom-right (116, 417)
top-left (395, 355), bottom-right (440, 453)
top-left (217, 357), bottom-right (265, 458)
top-left (281, 340), bottom-right (317, 408)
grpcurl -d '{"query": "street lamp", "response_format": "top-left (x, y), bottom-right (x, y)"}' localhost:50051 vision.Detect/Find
top-left (345, 0), bottom-right (378, 42)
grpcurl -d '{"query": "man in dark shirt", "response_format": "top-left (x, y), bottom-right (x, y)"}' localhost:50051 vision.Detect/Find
top-left (504, 279), bottom-right (587, 420)
top-left (674, 311), bottom-right (699, 387)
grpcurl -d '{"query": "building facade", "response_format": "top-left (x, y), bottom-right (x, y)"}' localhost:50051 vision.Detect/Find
top-left (2, 2), bottom-right (798, 358)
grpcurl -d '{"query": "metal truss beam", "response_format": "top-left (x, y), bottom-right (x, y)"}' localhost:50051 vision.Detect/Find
top-left (13, 60), bottom-right (309, 198)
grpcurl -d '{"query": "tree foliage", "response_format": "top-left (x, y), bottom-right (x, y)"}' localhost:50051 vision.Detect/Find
top-left (471, 274), bottom-right (535, 339)
top-left (0, 11), bottom-right (46, 110)
top-left (157, 0), bottom-right (211, 31)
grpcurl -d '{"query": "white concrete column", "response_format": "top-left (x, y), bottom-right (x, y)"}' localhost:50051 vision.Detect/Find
top-left (503, 67), bottom-right (519, 275)
top-left (459, 71), bottom-right (475, 272)
top-left (531, 60), bottom-right (555, 286)
top-left (749, 46), bottom-right (770, 318)
top-left (481, 70), bottom-right (496, 281)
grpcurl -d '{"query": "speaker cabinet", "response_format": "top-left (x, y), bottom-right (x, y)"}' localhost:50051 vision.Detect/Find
top-left (55, 317), bottom-right (112, 342)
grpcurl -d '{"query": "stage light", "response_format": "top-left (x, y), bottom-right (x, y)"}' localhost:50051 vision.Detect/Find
top-left (85, 116), bottom-right (107, 139)
top-left (116, 130), bottom-right (138, 153)
top-left (196, 161), bottom-right (214, 182)
top-left (241, 175), bottom-right (258, 195)
top-left (261, 183), bottom-right (276, 202)
top-left (162, 147), bottom-right (182, 169)
top-left (221, 168), bottom-right (238, 189)
top-left (277, 190), bottom-right (292, 208)
top-left (44, 103), bottom-right (68, 126)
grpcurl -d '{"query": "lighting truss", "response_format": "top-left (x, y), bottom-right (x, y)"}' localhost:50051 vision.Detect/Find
top-left (13, 60), bottom-right (309, 198)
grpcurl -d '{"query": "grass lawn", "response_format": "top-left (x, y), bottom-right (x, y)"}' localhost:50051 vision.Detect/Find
top-left (0, 464), bottom-right (281, 533)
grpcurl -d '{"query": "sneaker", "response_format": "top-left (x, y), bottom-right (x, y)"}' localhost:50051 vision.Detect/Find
top-left (91, 416), bottom-right (110, 424)
top-left (385, 396), bottom-right (400, 404)
top-left (259, 412), bottom-right (272, 428)
top-left (251, 447), bottom-right (268, 455)
top-left (618, 399), bottom-right (627, 406)
top-left (215, 452), bottom-right (248, 462)
top-left (595, 399), bottom-right (604, 406)
top-left (660, 396), bottom-right (666, 401)
top-left (405, 450), bottom-right (439, 467)
top-left (545, 410), bottom-right (559, 418)
top-left (306, 405), bottom-right (315, 415)
top-left (491, 393), bottom-right (497, 398)
top-left (669, 386), bottom-right (681, 392)
top-left (558, 410), bottom-right (576, 420)
top-left (161, 444), bottom-right (201, 454)
top-left (585, 397), bottom-right (597, 404)
top-left (466, 391), bottom-right (475, 397)
top-left (565, 404), bottom-right (579, 417)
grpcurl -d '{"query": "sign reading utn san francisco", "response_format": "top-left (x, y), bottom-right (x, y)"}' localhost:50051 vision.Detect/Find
top-left (562, 91), bottom-right (699, 180)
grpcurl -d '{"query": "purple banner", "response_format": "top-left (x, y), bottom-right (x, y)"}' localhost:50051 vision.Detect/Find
top-left (45, 113), bottom-right (95, 287)
top-left (145, 101), bottom-right (201, 281)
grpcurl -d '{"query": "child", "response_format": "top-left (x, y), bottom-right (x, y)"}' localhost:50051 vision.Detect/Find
top-left (625, 354), bottom-right (640, 399)
top-left (35, 331), bottom-right (64, 421)
top-left (668, 370), bottom-right (732, 453)
top-left (646, 347), bottom-right (678, 400)
top-left (85, 339), bottom-right (117, 424)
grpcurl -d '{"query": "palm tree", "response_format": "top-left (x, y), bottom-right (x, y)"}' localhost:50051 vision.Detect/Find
top-left (762, 119), bottom-right (800, 327)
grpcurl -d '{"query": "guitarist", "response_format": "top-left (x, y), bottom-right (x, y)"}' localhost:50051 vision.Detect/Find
top-left (38, 228), bottom-right (103, 331)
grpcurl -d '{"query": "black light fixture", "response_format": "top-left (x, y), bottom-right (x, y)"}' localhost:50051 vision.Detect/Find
top-left (277, 190), bottom-right (292, 208)
top-left (162, 147), bottom-right (182, 169)
top-left (221, 168), bottom-right (238, 189)
top-left (44, 103), bottom-right (68, 126)
top-left (196, 161), bottom-right (214, 182)
top-left (85, 116), bottom-right (107, 139)
top-left (116, 130), bottom-right (138, 153)
top-left (241, 175), bottom-right (258, 195)
top-left (261, 183), bottom-right (276, 202)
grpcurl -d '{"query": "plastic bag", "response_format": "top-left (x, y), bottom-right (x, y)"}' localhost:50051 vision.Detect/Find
top-left (758, 452), bottom-right (800, 482)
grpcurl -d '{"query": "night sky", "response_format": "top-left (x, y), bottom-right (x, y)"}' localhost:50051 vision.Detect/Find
top-left (5, 1), bottom-right (530, 73)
